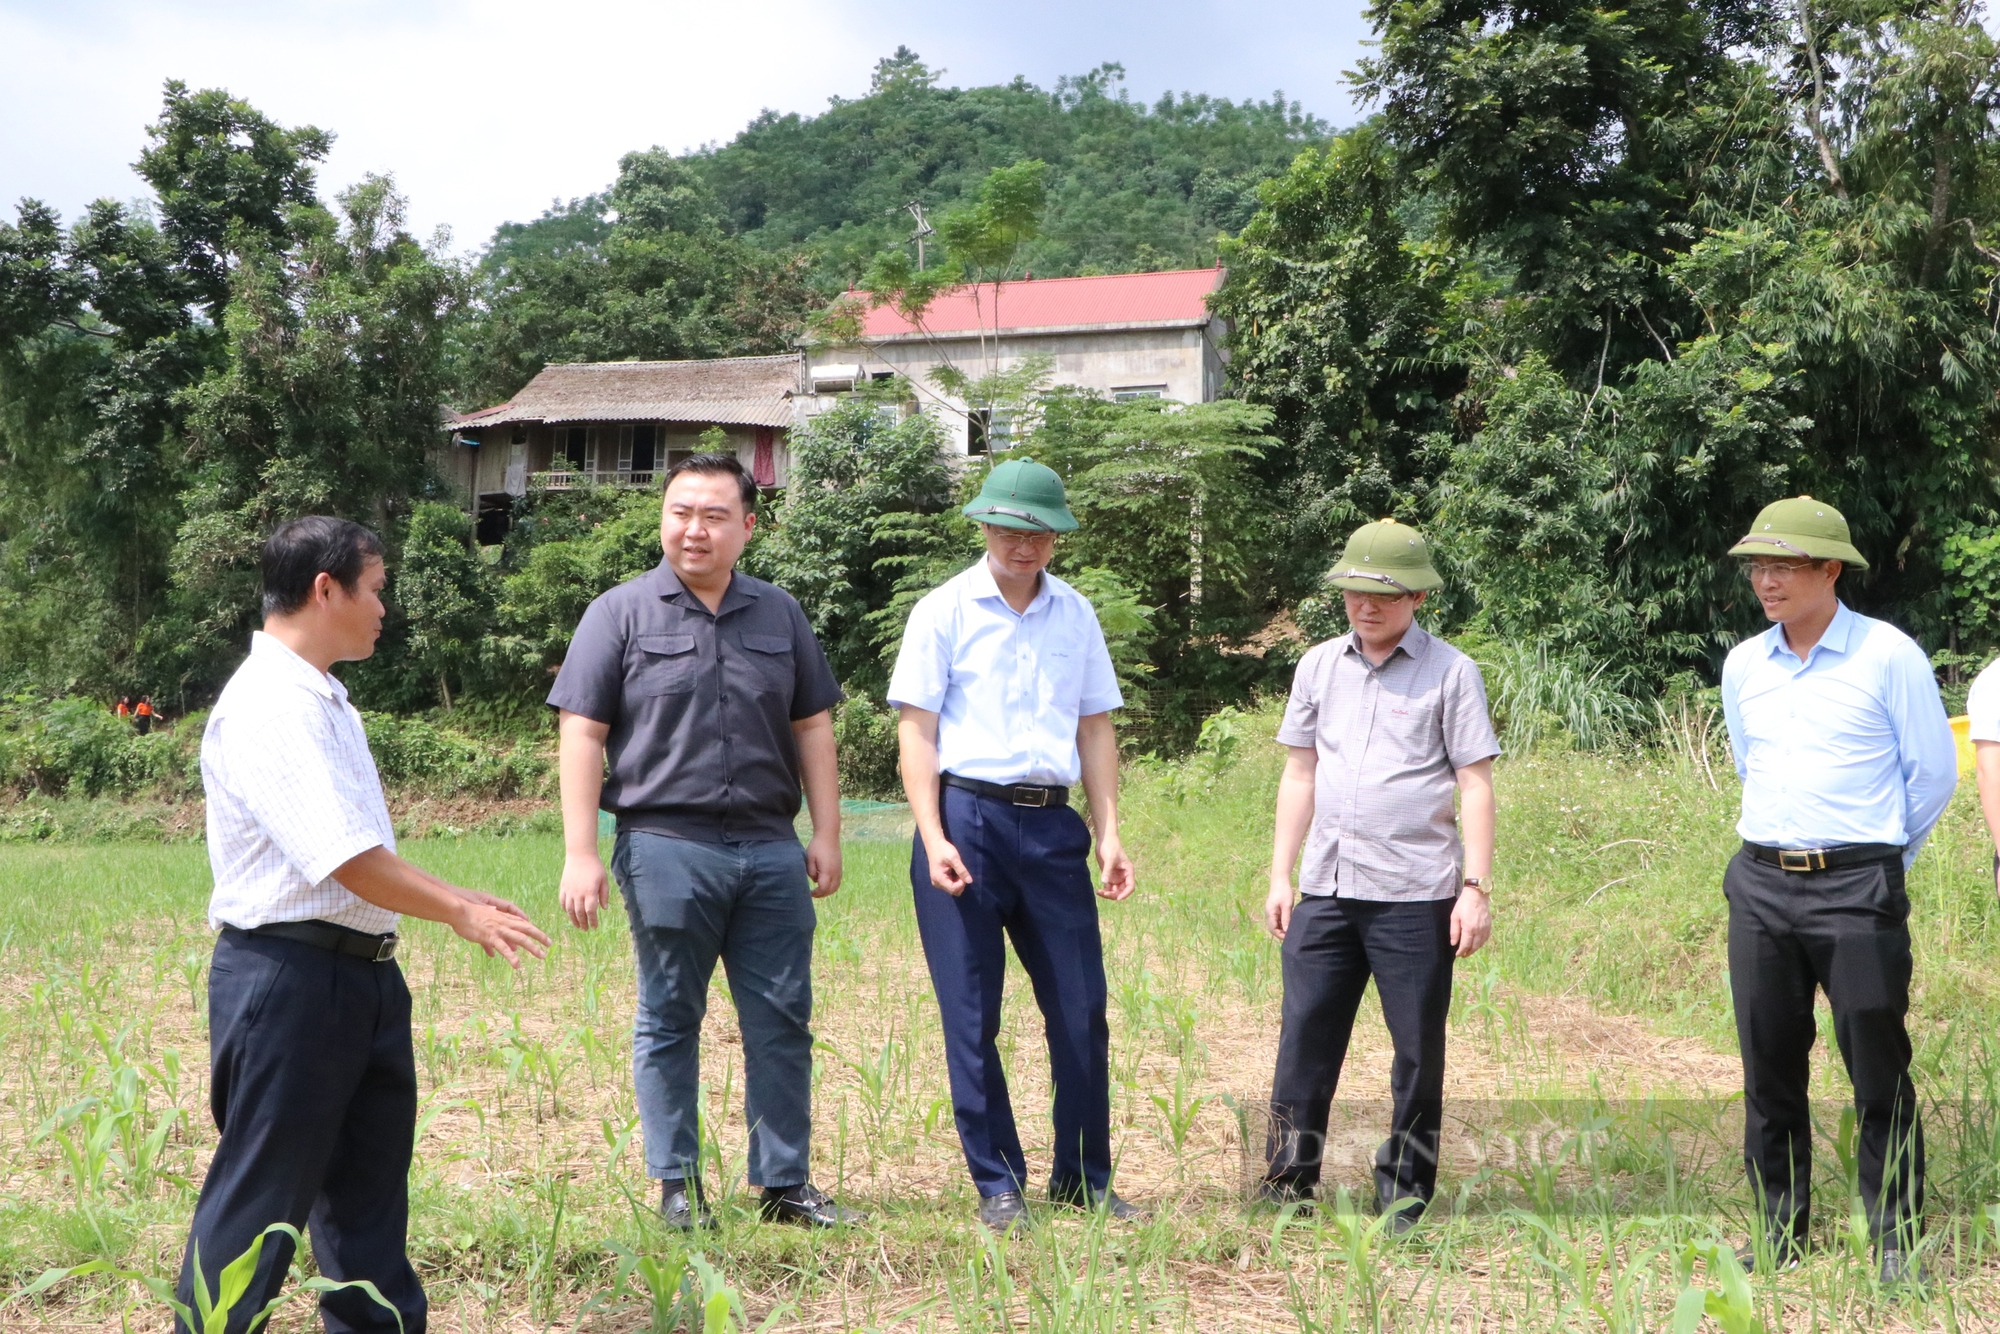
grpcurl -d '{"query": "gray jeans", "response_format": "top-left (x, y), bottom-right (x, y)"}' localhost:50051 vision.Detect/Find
top-left (612, 830), bottom-right (816, 1188)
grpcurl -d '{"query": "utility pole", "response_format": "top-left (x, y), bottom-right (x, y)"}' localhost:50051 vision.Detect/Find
top-left (904, 200), bottom-right (935, 270)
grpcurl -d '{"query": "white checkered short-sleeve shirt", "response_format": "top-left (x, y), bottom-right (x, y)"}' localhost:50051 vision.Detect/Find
top-left (201, 632), bottom-right (398, 933)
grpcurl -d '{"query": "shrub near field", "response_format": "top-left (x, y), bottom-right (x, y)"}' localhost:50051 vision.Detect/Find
top-left (3, 705), bottom-right (1999, 1331)
top-left (0, 696), bottom-right (557, 841)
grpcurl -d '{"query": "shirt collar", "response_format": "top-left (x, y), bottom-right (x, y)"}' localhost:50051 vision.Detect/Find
top-left (250, 630), bottom-right (342, 701)
top-left (1341, 622), bottom-right (1431, 666)
top-left (1762, 601), bottom-right (1856, 665)
top-left (650, 560), bottom-right (760, 616)
top-left (968, 556), bottom-right (1052, 615)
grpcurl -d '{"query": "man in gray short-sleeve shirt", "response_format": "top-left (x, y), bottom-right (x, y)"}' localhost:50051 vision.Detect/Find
top-left (1259, 519), bottom-right (1501, 1230)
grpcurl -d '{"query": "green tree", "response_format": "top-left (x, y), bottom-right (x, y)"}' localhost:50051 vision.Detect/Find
top-left (398, 502), bottom-right (494, 709)
top-left (749, 398), bottom-right (957, 692)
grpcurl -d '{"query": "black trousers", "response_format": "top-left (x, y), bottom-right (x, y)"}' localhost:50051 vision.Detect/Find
top-left (175, 929), bottom-right (426, 1334)
top-left (1265, 895), bottom-right (1456, 1211)
top-left (1724, 849), bottom-right (1923, 1247)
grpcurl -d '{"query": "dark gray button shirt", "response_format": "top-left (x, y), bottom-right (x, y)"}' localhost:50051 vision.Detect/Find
top-left (1276, 625), bottom-right (1501, 901)
top-left (547, 563), bottom-right (842, 843)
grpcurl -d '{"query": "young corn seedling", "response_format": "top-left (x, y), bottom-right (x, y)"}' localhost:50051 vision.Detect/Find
top-left (1672, 1240), bottom-right (1766, 1334)
top-left (8, 1222), bottom-right (402, 1334)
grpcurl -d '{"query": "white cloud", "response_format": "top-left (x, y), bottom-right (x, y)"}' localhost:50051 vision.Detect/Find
top-left (0, 0), bottom-right (1366, 255)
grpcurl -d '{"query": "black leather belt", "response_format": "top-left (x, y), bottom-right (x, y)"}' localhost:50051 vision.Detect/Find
top-left (1744, 841), bottom-right (1904, 873)
top-left (243, 919), bottom-right (399, 962)
top-left (942, 772), bottom-right (1069, 808)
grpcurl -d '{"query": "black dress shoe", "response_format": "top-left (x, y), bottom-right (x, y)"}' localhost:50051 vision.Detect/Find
top-left (1732, 1235), bottom-right (1803, 1273)
top-left (661, 1179), bottom-right (715, 1231)
top-left (1877, 1245), bottom-right (1928, 1291)
top-left (1254, 1179), bottom-right (1316, 1214)
top-left (1379, 1196), bottom-right (1425, 1237)
top-left (977, 1190), bottom-right (1031, 1232)
top-left (759, 1182), bottom-right (865, 1227)
top-left (1049, 1183), bottom-right (1149, 1222)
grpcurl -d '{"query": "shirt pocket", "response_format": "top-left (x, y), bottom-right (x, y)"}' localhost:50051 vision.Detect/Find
top-left (740, 632), bottom-right (795, 697)
top-left (1377, 695), bottom-right (1443, 766)
top-left (1040, 646), bottom-right (1083, 703)
top-left (632, 633), bottom-right (699, 696)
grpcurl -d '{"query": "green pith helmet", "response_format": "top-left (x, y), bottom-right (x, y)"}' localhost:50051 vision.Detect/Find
top-left (1326, 518), bottom-right (1443, 594)
top-left (1727, 495), bottom-right (1870, 570)
top-left (961, 457), bottom-right (1079, 533)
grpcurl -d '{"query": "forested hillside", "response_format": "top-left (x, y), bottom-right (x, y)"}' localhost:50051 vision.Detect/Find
top-left (454, 49), bottom-right (1326, 404)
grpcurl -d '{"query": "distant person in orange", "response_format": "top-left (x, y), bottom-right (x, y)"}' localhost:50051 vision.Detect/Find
top-left (117, 696), bottom-right (132, 722)
top-left (136, 696), bottom-right (156, 735)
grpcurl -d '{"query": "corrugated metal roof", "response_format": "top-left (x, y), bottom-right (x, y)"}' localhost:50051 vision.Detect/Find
top-left (450, 355), bottom-right (798, 429)
top-left (853, 268), bottom-right (1224, 339)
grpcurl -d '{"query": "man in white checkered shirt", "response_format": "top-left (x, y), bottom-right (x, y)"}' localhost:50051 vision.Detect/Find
top-left (176, 517), bottom-right (550, 1334)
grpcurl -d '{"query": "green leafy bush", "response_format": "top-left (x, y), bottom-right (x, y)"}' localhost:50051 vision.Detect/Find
top-left (359, 713), bottom-right (552, 799)
top-left (832, 694), bottom-right (902, 801)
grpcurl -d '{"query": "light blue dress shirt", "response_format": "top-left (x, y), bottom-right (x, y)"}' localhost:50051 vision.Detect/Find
top-left (1721, 602), bottom-right (1956, 866)
top-left (887, 558), bottom-right (1124, 786)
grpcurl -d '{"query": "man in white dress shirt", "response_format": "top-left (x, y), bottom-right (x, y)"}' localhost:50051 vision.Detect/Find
top-left (888, 458), bottom-right (1139, 1233)
top-left (176, 517), bottom-right (549, 1334)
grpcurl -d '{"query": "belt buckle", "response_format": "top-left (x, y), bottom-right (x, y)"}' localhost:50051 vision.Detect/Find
top-left (1777, 849), bottom-right (1824, 873)
top-left (372, 935), bottom-right (399, 963)
top-left (1012, 785), bottom-right (1048, 807)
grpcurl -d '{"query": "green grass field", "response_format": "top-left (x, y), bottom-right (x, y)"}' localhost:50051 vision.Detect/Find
top-left (2, 706), bottom-right (1998, 1331)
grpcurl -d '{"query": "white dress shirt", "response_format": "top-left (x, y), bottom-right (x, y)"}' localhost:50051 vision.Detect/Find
top-left (1965, 656), bottom-right (2000, 741)
top-left (202, 632), bottom-right (398, 933)
top-left (887, 558), bottom-right (1123, 786)
top-left (1721, 602), bottom-right (1957, 866)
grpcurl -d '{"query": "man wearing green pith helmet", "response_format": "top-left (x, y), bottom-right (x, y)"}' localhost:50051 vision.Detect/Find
top-left (1719, 495), bottom-right (1953, 1288)
top-left (1258, 518), bottom-right (1501, 1233)
top-left (888, 457), bottom-right (1143, 1234)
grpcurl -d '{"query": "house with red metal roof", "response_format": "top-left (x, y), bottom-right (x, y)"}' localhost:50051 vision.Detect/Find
top-left (806, 266), bottom-right (1229, 454)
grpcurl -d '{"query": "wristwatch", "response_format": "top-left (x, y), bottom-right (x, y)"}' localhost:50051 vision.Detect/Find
top-left (1462, 876), bottom-right (1488, 893)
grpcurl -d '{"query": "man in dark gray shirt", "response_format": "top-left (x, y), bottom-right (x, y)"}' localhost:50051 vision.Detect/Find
top-left (549, 453), bottom-right (861, 1229)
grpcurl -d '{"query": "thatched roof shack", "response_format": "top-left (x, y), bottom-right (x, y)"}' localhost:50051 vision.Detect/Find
top-left (441, 354), bottom-right (804, 541)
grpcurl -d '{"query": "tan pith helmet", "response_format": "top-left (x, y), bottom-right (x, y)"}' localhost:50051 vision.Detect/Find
top-left (1326, 518), bottom-right (1443, 594)
top-left (1727, 495), bottom-right (1869, 570)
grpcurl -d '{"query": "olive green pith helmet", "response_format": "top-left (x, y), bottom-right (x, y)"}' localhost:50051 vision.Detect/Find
top-left (1326, 518), bottom-right (1443, 594)
top-left (961, 457), bottom-right (1079, 532)
top-left (1727, 495), bottom-right (1869, 570)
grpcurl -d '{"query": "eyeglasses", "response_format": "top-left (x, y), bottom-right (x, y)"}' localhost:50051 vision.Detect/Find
top-left (989, 528), bottom-right (1057, 548)
top-left (1736, 557), bottom-right (1822, 579)
top-left (1343, 590), bottom-right (1412, 607)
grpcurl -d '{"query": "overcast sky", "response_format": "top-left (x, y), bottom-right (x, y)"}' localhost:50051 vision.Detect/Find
top-left (0, 1), bottom-right (1372, 257)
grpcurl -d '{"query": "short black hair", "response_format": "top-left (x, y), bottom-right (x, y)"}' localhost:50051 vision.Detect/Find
top-left (261, 516), bottom-right (385, 619)
top-left (664, 451), bottom-right (757, 513)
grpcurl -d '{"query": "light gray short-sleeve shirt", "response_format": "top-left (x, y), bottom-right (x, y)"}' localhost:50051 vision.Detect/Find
top-left (1277, 626), bottom-right (1501, 901)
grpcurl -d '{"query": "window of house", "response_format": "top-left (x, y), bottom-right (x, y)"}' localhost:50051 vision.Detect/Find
top-left (871, 371), bottom-right (895, 383)
top-left (1112, 385), bottom-right (1167, 403)
top-left (562, 426), bottom-right (591, 471)
top-left (967, 409), bottom-right (991, 456)
top-left (631, 424), bottom-right (658, 475)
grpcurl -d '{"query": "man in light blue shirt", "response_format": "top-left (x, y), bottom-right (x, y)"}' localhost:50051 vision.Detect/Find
top-left (1719, 495), bottom-right (1953, 1288)
top-left (889, 458), bottom-right (1138, 1234)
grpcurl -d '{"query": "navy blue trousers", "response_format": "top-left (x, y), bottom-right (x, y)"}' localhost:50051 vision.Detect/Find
top-left (175, 929), bottom-right (425, 1334)
top-left (1266, 895), bottom-right (1456, 1213)
top-left (912, 785), bottom-right (1112, 1199)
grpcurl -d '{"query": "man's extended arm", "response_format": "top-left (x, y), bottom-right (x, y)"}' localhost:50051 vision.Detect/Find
top-left (793, 709), bottom-right (842, 898)
top-left (1451, 758), bottom-right (1496, 957)
top-left (557, 710), bottom-right (614, 929)
top-left (1076, 711), bottom-right (1134, 901)
top-left (1265, 746), bottom-right (1318, 939)
top-left (333, 847), bottom-right (549, 967)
